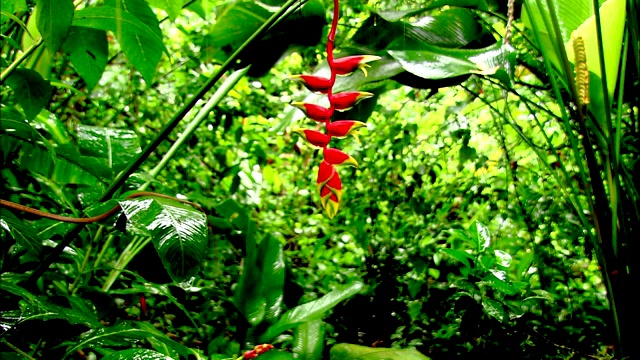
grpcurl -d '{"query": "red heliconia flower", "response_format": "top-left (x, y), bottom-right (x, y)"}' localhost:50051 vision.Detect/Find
top-left (254, 344), bottom-right (274, 355)
top-left (323, 147), bottom-right (358, 167)
top-left (317, 161), bottom-right (336, 189)
top-left (293, 129), bottom-right (330, 147)
top-left (330, 91), bottom-right (373, 111)
top-left (319, 185), bottom-right (340, 219)
top-left (332, 55), bottom-right (381, 76)
top-left (243, 350), bottom-right (258, 359)
top-left (325, 170), bottom-right (342, 200)
top-left (326, 120), bottom-right (367, 137)
top-left (291, 102), bottom-right (333, 122)
top-left (290, 75), bottom-right (332, 93)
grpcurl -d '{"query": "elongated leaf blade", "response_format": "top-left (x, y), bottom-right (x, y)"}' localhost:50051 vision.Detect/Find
top-left (1, 115), bottom-right (55, 175)
top-left (147, 0), bottom-right (182, 21)
top-left (259, 281), bottom-right (364, 342)
top-left (103, 349), bottom-right (174, 360)
top-left (293, 320), bottom-right (324, 360)
top-left (0, 209), bottom-right (42, 256)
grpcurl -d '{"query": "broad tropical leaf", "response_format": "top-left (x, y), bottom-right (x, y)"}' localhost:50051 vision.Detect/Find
top-left (118, 196), bottom-right (208, 282)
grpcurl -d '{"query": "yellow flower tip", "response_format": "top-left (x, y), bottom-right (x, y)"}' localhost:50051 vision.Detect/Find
top-left (290, 101), bottom-right (305, 110)
top-left (324, 198), bottom-right (340, 219)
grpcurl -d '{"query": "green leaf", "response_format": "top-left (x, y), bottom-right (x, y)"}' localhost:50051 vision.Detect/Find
top-left (103, 349), bottom-right (174, 360)
top-left (119, 196), bottom-right (208, 282)
top-left (388, 41), bottom-right (510, 80)
top-left (52, 144), bottom-right (111, 185)
top-left (1, 114), bottom-right (55, 175)
top-left (439, 248), bottom-right (473, 268)
top-left (293, 320), bottom-right (324, 360)
top-left (259, 281), bottom-right (365, 342)
top-left (481, 272), bottom-right (518, 296)
top-left (62, 323), bottom-right (152, 358)
top-left (5, 68), bottom-right (53, 120)
top-left (76, 125), bottom-right (142, 173)
top-left (494, 249), bottom-right (512, 268)
top-left (62, 26), bottom-right (108, 90)
top-left (0, 282), bottom-right (101, 330)
top-left (33, 108), bottom-right (70, 144)
top-left (215, 198), bottom-right (250, 232)
top-left (73, 5), bottom-right (166, 84)
top-left (481, 297), bottom-right (506, 322)
top-left (258, 351), bottom-right (296, 360)
top-left (35, 0), bottom-right (74, 54)
top-left (0, 209), bottom-right (42, 256)
top-left (147, 0), bottom-right (182, 21)
top-left (234, 221), bottom-right (265, 325)
top-left (259, 235), bottom-right (286, 322)
top-left (469, 221), bottom-right (490, 252)
top-left (330, 343), bottom-right (431, 360)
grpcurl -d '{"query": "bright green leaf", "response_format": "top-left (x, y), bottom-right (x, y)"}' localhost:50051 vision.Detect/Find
top-left (330, 343), bottom-right (431, 360)
top-left (76, 125), bottom-right (141, 173)
top-left (35, 0), bottom-right (74, 54)
top-left (259, 281), bottom-right (365, 342)
top-left (103, 348), bottom-right (174, 360)
top-left (147, 0), bottom-right (182, 21)
top-left (293, 320), bottom-right (324, 360)
top-left (62, 26), bottom-right (108, 90)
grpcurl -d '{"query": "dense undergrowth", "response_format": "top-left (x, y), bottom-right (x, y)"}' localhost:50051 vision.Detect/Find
top-left (1, 0), bottom-right (638, 359)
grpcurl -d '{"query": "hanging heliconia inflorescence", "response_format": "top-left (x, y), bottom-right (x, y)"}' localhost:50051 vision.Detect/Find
top-left (290, 0), bottom-right (379, 218)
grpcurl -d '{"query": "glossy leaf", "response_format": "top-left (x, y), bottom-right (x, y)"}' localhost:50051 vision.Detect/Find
top-left (33, 109), bottom-right (70, 144)
top-left (73, 5), bottom-right (166, 84)
top-left (103, 349), bottom-right (174, 360)
top-left (259, 281), bottom-right (364, 342)
top-left (119, 197), bottom-right (208, 282)
top-left (35, 0), bottom-right (74, 54)
top-left (62, 323), bottom-right (152, 358)
top-left (0, 209), bottom-right (42, 256)
top-left (0, 282), bottom-right (101, 330)
top-left (388, 42), bottom-right (510, 80)
top-left (76, 125), bottom-right (142, 173)
top-left (258, 351), bottom-right (296, 360)
top-left (5, 68), bottom-right (53, 120)
top-left (293, 320), bottom-right (324, 360)
top-left (482, 297), bottom-right (506, 322)
top-left (330, 343), bottom-right (431, 360)
top-left (62, 26), bottom-right (108, 90)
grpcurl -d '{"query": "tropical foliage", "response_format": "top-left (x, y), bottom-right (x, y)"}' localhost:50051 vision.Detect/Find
top-left (1, 0), bottom-right (637, 359)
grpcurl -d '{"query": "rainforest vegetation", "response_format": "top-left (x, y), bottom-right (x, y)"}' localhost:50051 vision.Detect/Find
top-left (0, 0), bottom-right (638, 359)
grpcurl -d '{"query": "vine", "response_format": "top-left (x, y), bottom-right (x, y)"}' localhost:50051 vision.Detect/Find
top-left (291, 0), bottom-right (379, 218)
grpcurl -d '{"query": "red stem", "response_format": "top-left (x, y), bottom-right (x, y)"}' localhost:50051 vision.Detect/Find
top-left (324, 0), bottom-right (340, 148)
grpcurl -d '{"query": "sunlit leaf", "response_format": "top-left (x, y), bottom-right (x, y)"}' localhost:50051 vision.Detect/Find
top-left (119, 196), bottom-right (208, 282)
top-left (76, 125), bottom-right (142, 173)
top-left (260, 281), bottom-right (364, 342)
top-left (293, 320), bottom-right (324, 360)
top-left (103, 348), bottom-right (174, 360)
top-left (62, 26), bottom-right (108, 90)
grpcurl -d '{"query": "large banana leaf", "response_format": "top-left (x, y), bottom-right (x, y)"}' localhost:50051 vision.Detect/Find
top-left (118, 196), bottom-right (208, 282)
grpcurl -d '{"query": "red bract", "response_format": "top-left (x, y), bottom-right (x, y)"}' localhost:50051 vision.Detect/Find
top-left (333, 55), bottom-right (381, 76)
top-left (317, 161), bottom-right (336, 188)
top-left (293, 129), bottom-right (330, 147)
top-left (330, 91), bottom-right (373, 111)
top-left (254, 344), bottom-right (274, 355)
top-left (324, 148), bottom-right (358, 167)
top-left (291, 102), bottom-right (332, 122)
top-left (327, 121), bottom-right (366, 137)
top-left (243, 350), bottom-right (258, 359)
top-left (290, 75), bottom-right (332, 93)
top-left (287, 0), bottom-right (377, 218)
